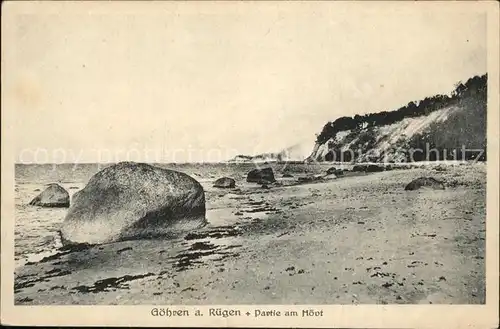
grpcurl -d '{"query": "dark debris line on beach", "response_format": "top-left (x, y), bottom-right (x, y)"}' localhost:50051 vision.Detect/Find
top-left (72, 273), bottom-right (155, 294)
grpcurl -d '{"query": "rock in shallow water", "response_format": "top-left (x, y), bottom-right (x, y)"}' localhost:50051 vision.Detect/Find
top-left (29, 184), bottom-right (69, 208)
top-left (60, 162), bottom-right (206, 245)
top-left (213, 177), bottom-right (236, 188)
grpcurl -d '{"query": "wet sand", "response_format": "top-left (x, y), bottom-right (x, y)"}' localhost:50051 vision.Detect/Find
top-left (14, 164), bottom-right (486, 305)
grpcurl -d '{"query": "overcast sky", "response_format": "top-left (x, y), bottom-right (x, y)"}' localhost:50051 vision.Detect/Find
top-left (5, 2), bottom-right (487, 163)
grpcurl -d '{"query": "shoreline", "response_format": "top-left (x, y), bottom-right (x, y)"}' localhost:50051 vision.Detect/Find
top-left (14, 163), bottom-right (486, 305)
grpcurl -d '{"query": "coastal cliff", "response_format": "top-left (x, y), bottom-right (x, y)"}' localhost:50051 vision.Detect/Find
top-left (230, 74), bottom-right (487, 164)
top-left (307, 74), bottom-right (487, 163)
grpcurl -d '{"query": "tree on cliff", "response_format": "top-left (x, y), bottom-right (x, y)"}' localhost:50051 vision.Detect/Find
top-left (316, 74), bottom-right (487, 145)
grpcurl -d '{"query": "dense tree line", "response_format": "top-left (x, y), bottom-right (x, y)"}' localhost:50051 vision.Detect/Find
top-left (316, 74), bottom-right (487, 145)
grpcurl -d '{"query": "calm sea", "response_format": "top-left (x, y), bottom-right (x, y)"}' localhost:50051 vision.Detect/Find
top-left (14, 162), bottom-right (332, 267)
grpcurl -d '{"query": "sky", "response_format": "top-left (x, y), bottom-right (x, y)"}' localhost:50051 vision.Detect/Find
top-left (4, 2), bottom-right (487, 163)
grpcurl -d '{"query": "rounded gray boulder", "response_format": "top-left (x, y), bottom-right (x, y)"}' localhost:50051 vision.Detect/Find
top-left (213, 177), bottom-right (236, 188)
top-left (60, 162), bottom-right (207, 245)
top-left (29, 183), bottom-right (69, 208)
top-left (247, 167), bottom-right (276, 183)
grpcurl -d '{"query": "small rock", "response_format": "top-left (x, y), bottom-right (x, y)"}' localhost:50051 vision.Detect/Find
top-left (326, 167), bottom-right (337, 175)
top-left (29, 183), bottom-right (70, 208)
top-left (405, 177), bottom-right (445, 191)
top-left (247, 167), bottom-right (276, 183)
top-left (213, 177), bottom-right (236, 188)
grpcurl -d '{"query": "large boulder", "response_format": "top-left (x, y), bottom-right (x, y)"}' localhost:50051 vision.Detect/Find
top-left (29, 184), bottom-right (69, 208)
top-left (405, 177), bottom-right (445, 191)
top-left (213, 177), bottom-right (236, 188)
top-left (60, 162), bottom-right (206, 245)
top-left (246, 167), bottom-right (276, 183)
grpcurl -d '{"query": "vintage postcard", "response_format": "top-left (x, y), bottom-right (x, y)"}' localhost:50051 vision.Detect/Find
top-left (1, 1), bottom-right (499, 327)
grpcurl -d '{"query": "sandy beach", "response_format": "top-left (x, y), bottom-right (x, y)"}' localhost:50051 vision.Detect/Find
top-left (14, 163), bottom-right (486, 305)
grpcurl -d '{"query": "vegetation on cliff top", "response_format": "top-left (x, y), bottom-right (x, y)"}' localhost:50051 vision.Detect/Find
top-left (316, 74), bottom-right (487, 145)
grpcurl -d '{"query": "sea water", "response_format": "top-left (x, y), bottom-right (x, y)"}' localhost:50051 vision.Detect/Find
top-left (14, 162), bottom-right (333, 267)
